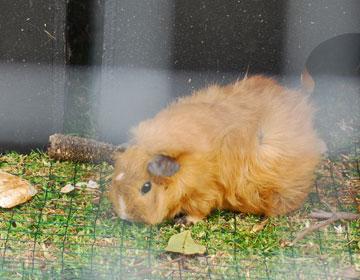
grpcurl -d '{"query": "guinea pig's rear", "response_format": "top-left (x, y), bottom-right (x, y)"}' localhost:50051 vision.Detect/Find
top-left (217, 76), bottom-right (325, 216)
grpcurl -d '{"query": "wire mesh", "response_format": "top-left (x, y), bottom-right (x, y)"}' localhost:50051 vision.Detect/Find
top-left (0, 141), bottom-right (359, 279)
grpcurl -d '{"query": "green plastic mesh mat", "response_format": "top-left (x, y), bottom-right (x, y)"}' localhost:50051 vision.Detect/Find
top-left (0, 142), bottom-right (359, 279)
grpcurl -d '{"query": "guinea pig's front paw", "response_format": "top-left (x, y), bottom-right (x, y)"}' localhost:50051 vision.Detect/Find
top-left (174, 215), bottom-right (203, 226)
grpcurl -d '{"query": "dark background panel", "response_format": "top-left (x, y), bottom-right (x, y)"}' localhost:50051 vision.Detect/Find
top-left (101, 0), bottom-right (175, 69)
top-left (0, 0), bottom-right (66, 153)
top-left (172, 0), bottom-right (287, 74)
top-left (283, 0), bottom-right (360, 75)
top-left (0, 0), bottom-right (65, 64)
top-left (99, 0), bottom-right (175, 144)
top-left (64, 0), bottom-right (104, 138)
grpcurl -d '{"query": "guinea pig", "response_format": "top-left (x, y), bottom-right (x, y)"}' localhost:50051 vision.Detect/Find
top-left (109, 75), bottom-right (325, 225)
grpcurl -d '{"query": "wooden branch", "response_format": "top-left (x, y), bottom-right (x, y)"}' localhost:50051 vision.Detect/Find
top-left (290, 210), bottom-right (360, 246)
top-left (47, 134), bottom-right (127, 164)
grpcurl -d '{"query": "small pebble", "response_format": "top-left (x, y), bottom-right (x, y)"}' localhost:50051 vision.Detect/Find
top-left (60, 184), bottom-right (75, 194)
top-left (87, 180), bottom-right (99, 189)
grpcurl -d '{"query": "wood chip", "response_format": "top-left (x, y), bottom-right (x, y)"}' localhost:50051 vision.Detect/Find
top-left (0, 171), bottom-right (37, 208)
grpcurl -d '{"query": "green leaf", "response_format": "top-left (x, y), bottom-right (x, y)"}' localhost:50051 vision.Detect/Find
top-left (165, 230), bottom-right (206, 255)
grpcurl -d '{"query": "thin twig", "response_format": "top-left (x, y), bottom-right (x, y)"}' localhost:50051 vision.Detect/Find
top-left (290, 210), bottom-right (359, 246)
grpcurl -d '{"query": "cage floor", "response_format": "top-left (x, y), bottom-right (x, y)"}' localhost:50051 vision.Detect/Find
top-left (0, 145), bottom-right (359, 280)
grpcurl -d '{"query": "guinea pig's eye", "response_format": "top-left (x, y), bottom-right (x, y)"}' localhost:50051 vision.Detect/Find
top-left (141, 181), bottom-right (152, 194)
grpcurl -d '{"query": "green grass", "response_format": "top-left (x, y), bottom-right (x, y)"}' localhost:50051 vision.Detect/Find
top-left (0, 150), bottom-right (359, 279)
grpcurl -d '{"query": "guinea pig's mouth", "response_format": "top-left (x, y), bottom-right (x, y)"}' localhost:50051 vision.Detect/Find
top-left (116, 196), bottom-right (147, 223)
top-left (116, 195), bottom-right (161, 224)
top-left (117, 196), bottom-right (132, 221)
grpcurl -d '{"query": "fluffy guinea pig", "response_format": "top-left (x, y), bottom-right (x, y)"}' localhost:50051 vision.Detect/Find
top-left (109, 75), bottom-right (325, 225)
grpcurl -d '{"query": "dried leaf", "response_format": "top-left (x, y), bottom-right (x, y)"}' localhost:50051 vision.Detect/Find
top-left (60, 184), bottom-right (75, 194)
top-left (251, 219), bottom-right (268, 233)
top-left (0, 171), bottom-right (37, 208)
top-left (165, 230), bottom-right (206, 255)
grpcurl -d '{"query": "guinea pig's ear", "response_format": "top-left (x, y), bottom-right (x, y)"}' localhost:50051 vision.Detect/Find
top-left (147, 155), bottom-right (180, 177)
